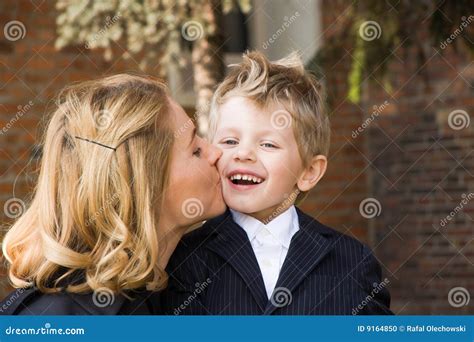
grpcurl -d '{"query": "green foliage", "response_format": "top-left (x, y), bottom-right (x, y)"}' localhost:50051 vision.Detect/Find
top-left (307, 0), bottom-right (474, 104)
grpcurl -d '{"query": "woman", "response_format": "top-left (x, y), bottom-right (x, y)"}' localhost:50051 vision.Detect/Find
top-left (0, 74), bottom-right (225, 314)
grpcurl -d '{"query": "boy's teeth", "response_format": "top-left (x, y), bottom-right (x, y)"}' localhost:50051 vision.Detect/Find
top-left (230, 173), bottom-right (264, 184)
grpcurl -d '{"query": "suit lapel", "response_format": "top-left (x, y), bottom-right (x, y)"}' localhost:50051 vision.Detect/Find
top-left (264, 208), bottom-right (335, 314)
top-left (206, 210), bottom-right (268, 311)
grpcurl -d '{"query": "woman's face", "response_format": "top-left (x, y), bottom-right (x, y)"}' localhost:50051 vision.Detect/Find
top-left (162, 99), bottom-right (226, 228)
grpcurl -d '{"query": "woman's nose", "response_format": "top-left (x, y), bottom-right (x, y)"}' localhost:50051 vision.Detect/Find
top-left (206, 143), bottom-right (222, 165)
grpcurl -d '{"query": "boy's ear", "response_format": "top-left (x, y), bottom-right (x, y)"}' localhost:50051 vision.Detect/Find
top-left (297, 155), bottom-right (328, 192)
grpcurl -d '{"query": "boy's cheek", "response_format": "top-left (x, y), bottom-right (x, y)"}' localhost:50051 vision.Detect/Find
top-left (216, 157), bottom-right (226, 174)
top-left (216, 149), bottom-right (231, 167)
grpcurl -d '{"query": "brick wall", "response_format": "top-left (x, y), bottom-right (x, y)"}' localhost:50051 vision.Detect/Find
top-left (318, 0), bottom-right (474, 314)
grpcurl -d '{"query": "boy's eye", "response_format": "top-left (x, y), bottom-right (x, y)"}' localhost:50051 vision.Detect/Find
top-left (261, 142), bottom-right (277, 148)
top-left (222, 139), bottom-right (238, 145)
top-left (193, 147), bottom-right (202, 157)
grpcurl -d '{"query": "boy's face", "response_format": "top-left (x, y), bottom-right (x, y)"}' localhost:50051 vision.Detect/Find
top-left (212, 96), bottom-right (306, 222)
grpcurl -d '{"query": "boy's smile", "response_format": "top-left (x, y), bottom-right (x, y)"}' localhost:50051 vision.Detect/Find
top-left (227, 168), bottom-right (265, 189)
top-left (212, 96), bottom-right (306, 222)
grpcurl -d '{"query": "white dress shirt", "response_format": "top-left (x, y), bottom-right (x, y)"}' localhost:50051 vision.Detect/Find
top-left (230, 206), bottom-right (300, 299)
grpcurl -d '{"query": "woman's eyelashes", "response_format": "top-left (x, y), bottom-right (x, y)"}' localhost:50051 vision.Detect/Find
top-left (193, 147), bottom-right (202, 157)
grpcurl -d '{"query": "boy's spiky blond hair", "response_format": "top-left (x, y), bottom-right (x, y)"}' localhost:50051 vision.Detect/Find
top-left (208, 51), bottom-right (330, 164)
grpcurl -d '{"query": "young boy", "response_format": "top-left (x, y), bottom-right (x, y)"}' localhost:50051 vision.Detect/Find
top-left (159, 51), bottom-right (392, 315)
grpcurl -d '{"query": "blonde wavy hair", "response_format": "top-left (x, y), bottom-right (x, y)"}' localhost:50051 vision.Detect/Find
top-left (2, 74), bottom-right (174, 294)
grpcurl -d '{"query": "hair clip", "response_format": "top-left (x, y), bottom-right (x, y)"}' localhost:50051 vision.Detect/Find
top-left (74, 136), bottom-right (118, 151)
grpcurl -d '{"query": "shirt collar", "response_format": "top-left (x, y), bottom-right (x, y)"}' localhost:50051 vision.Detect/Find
top-left (230, 206), bottom-right (300, 248)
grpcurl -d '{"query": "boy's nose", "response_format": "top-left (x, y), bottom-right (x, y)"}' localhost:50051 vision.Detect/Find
top-left (234, 147), bottom-right (256, 162)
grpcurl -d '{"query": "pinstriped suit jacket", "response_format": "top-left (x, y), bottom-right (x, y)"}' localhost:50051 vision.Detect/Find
top-left (158, 208), bottom-right (393, 315)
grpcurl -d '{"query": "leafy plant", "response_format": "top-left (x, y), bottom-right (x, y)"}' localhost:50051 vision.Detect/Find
top-left (307, 0), bottom-right (474, 103)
